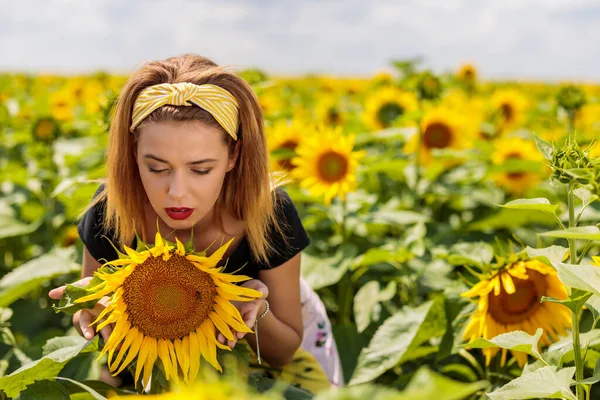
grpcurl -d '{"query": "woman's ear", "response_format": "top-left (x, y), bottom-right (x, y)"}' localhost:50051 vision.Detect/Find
top-left (227, 141), bottom-right (241, 172)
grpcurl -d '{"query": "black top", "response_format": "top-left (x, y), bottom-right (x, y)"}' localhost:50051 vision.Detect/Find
top-left (77, 185), bottom-right (311, 279)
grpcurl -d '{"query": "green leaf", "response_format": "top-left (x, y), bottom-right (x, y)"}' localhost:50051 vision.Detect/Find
top-left (0, 247), bottom-right (80, 307)
top-left (349, 298), bottom-right (446, 385)
top-left (0, 201), bottom-right (43, 239)
top-left (53, 284), bottom-right (99, 315)
top-left (486, 366), bottom-right (577, 400)
top-left (461, 329), bottom-right (544, 361)
top-left (314, 384), bottom-right (400, 400)
top-left (54, 377), bottom-right (107, 400)
top-left (394, 367), bottom-right (488, 400)
top-left (366, 210), bottom-right (429, 225)
top-left (541, 226), bottom-right (600, 241)
top-left (585, 295), bottom-right (600, 318)
top-left (526, 245), bottom-right (569, 270)
top-left (0, 307), bottom-right (13, 324)
top-left (302, 246), bottom-right (358, 290)
top-left (542, 288), bottom-right (592, 314)
top-left (578, 357), bottom-right (600, 385)
top-left (556, 263), bottom-right (600, 296)
top-left (353, 281), bottom-right (380, 333)
top-left (43, 336), bottom-right (89, 357)
top-left (499, 198), bottom-right (559, 215)
top-left (468, 207), bottom-right (557, 231)
top-left (13, 379), bottom-right (70, 400)
top-left (443, 242), bottom-right (494, 268)
top-left (0, 336), bottom-right (99, 397)
top-left (533, 134), bottom-right (554, 161)
top-left (378, 281), bottom-right (397, 302)
top-left (573, 187), bottom-right (595, 205)
top-left (352, 247), bottom-right (412, 269)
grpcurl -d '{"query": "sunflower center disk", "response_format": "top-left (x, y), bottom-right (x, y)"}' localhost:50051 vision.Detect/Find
top-left (317, 150), bottom-right (349, 183)
top-left (423, 122), bottom-right (453, 149)
top-left (377, 102), bottom-right (404, 127)
top-left (500, 103), bottom-right (514, 122)
top-left (277, 140), bottom-right (299, 171)
top-left (505, 152), bottom-right (526, 179)
top-left (488, 270), bottom-right (547, 325)
top-left (122, 255), bottom-right (217, 340)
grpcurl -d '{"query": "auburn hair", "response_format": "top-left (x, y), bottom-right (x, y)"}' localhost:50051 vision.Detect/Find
top-left (90, 54), bottom-right (281, 263)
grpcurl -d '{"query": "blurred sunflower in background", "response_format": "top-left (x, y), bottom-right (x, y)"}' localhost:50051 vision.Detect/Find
top-left (490, 136), bottom-right (545, 195)
top-left (50, 89), bottom-right (75, 122)
top-left (457, 63), bottom-right (477, 83)
top-left (575, 102), bottom-right (600, 140)
top-left (462, 259), bottom-right (571, 367)
top-left (363, 87), bottom-right (419, 131)
top-left (315, 95), bottom-right (346, 127)
top-left (292, 126), bottom-right (364, 204)
top-left (73, 232), bottom-right (262, 388)
top-left (267, 119), bottom-right (308, 172)
top-left (403, 107), bottom-right (474, 164)
top-left (490, 89), bottom-right (529, 131)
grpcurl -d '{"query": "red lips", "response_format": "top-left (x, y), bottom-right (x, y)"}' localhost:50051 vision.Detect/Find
top-left (165, 208), bottom-right (194, 220)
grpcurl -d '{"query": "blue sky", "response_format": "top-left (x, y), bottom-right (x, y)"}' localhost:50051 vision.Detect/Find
top-left (1, 0), bottom-right (599, 81)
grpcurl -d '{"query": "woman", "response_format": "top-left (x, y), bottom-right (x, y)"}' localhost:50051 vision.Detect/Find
top-left (49, 54), bottom-right (341, 392)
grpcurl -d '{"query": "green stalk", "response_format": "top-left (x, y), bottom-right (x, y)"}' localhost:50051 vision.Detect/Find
top-left (568, 183), bottom-right (584, 400)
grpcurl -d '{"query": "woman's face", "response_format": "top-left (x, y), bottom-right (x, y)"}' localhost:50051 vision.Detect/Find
top-left (136, 120), bottom-right (236, 231)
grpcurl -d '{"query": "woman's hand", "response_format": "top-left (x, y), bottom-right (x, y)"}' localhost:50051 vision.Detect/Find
top-left (48, 277), bottom-right (113, 341)
top-left (217, 279), bottom-right (269, 348)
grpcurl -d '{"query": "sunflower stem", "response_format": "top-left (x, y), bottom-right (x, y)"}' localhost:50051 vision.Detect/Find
top-left (568, 183), bottom-right (585, 400)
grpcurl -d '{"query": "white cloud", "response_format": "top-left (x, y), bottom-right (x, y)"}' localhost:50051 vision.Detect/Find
top-left (0, 0), bottom-right (599, 80)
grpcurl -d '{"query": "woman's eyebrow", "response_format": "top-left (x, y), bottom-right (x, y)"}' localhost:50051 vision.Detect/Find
top-left (143, 154), bottom-right (217, 165)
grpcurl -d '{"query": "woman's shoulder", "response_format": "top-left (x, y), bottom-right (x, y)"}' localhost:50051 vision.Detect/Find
top-left (263, 187), bottom-right (311, 268)
top-left (77, 183), bottom-right (120, 263)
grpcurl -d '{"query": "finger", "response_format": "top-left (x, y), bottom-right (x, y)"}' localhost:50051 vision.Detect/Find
top-left (49, 277), bottom-right (93, 300)
top-left (79, 310), bottom-right (96, 341)
top-left (217, 333), bottom-right (225, 344)
top-left (48, 285), bottom-right (66, 299)
top-left (227, 338), bottom-right (237, 348)
top-left (99, 323), bottom-right (113, 342)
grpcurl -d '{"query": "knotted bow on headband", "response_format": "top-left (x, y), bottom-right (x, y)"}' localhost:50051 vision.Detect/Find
top-left (130, 82), bottom-right (240, 140)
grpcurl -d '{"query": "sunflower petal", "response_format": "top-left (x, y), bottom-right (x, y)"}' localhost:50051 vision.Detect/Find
top-left (142, 338), bottom-right (158, 389)
top-left (500, 272), bottom-right (516, 295)
top-left (213, 301), bottom-right (252, 333)
top-left (135, 336), bottom-right (153, 384)
top-left (209, 312), bottom-right (235, 341)
top-left (176, 238), bottom-right (185, 256)
top-left (157, 339), bottom-right (172, 380)
top-left (188, 332), bottom-right (201, 383)
top-left (114, 330), bottom-right (144, 375)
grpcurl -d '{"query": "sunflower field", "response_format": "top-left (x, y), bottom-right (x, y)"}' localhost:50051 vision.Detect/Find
top-left (1, 61), bottom-right (600, 399)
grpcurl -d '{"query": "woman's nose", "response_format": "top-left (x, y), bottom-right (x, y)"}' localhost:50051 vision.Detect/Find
top-left (167, 172), bottom-right (187, 200)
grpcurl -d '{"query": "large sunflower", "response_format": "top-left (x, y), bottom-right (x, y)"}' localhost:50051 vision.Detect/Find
top-left (363, 87), bottom-right (419, 131)
top-left (490, 136), bottom-right (545, 195)
top-left (74, 232), bottom-right (262, 388)
top-left (490, 89), bottom-right (529, 130)
top-left (291, 126), bottom-right (364, 205)
top-left (462, 260), bottom-right (571, 367)
top-left (403, 107), bottom-right (474, 164)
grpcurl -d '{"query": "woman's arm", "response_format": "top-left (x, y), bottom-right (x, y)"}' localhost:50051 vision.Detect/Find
top-left (247, 252), bottom-right (304, 368)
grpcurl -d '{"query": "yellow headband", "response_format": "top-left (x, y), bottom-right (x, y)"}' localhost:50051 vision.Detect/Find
top-left (130, 82), bottom-right (239, 140)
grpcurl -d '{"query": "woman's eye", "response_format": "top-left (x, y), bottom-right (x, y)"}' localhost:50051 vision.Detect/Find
top-left (148, 167), bottom-right (168, 174)
top-left (193, 169), bottom-right (212, 176)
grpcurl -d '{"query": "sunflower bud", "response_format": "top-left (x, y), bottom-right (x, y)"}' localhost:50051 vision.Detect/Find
top-left (550, 137), bottom-right (594, 184)
top-left (416, 71), bottom-right (442, 101)
top-left (556, 85), bottom-right (586, 114)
